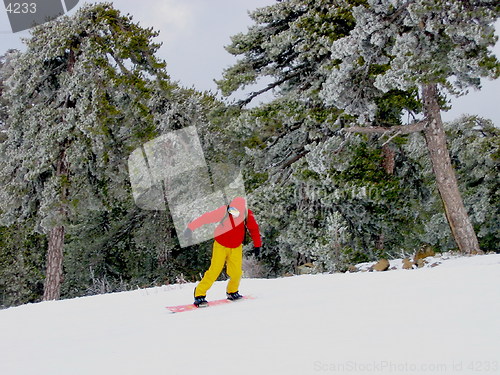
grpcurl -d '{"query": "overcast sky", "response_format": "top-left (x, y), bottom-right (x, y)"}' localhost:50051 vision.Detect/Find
top-left (0, 0), bottom-right (499, 126)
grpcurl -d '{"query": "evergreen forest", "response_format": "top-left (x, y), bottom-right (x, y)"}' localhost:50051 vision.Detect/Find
top-left (0, 1), bottom-right (498, 308)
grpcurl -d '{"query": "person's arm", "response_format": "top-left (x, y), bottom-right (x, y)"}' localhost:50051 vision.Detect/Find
top-left (187, 205), bottom-right (227, 231)
top-left (246, 209), bottom-right (262, 247)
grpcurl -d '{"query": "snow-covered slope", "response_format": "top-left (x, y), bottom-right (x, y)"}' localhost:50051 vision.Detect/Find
top-left (1, 255), bottom-right (499, 375)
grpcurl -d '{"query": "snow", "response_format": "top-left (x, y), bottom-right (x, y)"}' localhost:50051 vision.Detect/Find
top-left (1, 255), bottom-right (500, 375)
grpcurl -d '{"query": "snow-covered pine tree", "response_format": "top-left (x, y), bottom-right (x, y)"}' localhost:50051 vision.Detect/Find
top-left (0, 50), bottom-right (19, 139)
top-left (220, 0), bottom-right (499, 256)
top-left (0, 51), bottom-right (47, 307)
top-left (319, 0), bottom-right (499, 254)
top-left (0, 3), bottom-right (172, 300)
top-left (0, 222), bottom-right (46, 307)
top-left (405, 115), bottom-right (500, 252)
top-left (445, 117), bottom-right (499, 252)
top-left (217, 0), bottom-right (361, 106)
top-left (232, 101), bottom-right (430, 273)
top-left (217, 1), bottom-right (430, 271)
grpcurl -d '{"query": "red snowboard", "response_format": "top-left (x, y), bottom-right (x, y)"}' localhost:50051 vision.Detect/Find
top-left (167, 295), bottom-right (254, 313)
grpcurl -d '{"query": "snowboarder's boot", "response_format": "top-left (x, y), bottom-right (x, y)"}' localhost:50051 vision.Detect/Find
top-left (226, 291), bottom-right (243, 301)
top-left (194, 295), bottom-right (208, 308)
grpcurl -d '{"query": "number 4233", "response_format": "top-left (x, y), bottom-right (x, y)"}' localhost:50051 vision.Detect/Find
top-left (5, 2), bottom-right (37, 14)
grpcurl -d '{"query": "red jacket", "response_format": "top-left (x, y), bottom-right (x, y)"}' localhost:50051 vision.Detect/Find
top-left (188, 197), bottom-right (262, 248)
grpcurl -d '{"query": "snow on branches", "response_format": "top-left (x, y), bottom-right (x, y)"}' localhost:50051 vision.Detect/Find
top-left (320, 0), bottom-right (499, 121)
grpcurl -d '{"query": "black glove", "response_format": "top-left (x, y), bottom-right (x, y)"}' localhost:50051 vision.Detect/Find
top-left (251, 247), bottom-right (261, 258)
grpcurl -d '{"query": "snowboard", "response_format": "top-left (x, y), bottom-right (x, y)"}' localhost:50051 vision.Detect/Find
top-left (166, 295), bottom-right (254, 313)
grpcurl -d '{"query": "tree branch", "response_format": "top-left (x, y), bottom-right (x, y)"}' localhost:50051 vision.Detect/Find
top-left (387, 1), bottom-right (413, 24)
top-left (342, 120), bottom-right (428, 135)
top-left (281, 149), bottom-right (310, 169)
top-left (236, 66), bottom-right (307, 107)
top-left (381, 130), bottom-right (402, 147)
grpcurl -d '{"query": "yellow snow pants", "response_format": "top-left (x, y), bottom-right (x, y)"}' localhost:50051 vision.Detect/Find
top-left (195, 240), bottom-right (243, 297)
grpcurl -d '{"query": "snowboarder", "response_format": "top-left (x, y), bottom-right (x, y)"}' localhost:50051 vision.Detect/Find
top-left (184, 196), bottom-right (262, 307)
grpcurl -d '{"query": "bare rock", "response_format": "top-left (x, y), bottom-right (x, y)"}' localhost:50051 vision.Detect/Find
top-left (297, 263), bottom-right (315, 275)
top-left (347, 265), bottom-right (359, 273)
top-left (416, 259), bottom-right (428, 268)
top-left (402, 258), bottom-right (414, 270)
top-left (373, 259), bottom-right (390, 272)
top-left (414, 244), bottom-right (435, 263)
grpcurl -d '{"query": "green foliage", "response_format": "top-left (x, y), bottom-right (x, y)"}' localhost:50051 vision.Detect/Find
top-left (239, 99), bottom-right (431, 273)
top-left (218, 0), bottom-right (499, 272)
top-left (404, 115), bottom-right (500, 252)
top-left (60, 201), bottom-right (215, 298)
top-left (0, 224), bottom-right (46, 307)
top-left (374, 89), bottom-right (422, 126)
top-left (341, 247), bottom-right (370, 265)
top-left (446, 116), bottom-right (499, 251)
top-left (0, 3), bottom-right (216, 305)
top-left (216, 0), bottom-right (364, 103)
top-left (320, 0), bottom-right (499, 121)
top-left (1, 1), bottom-right (498, 307)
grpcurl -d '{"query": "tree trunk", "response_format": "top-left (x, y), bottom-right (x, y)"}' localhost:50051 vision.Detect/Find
top-left (43, 143), bottom-right (70, 301)
top-left (421, 84), bottom-right (481, 254)
top-left (43, 225), bottom-right (65, 301)
top-left (42, 48), bottom-right (76, 301)
top-left (381, 144), bottom-right (395, 175)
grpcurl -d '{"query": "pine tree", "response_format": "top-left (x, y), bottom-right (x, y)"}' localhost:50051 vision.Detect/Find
top-left (405, 115), bottom-right (500, 252)
top-left (0, 223), bottom-right (46, 307)
top-left (215, 1), bottom-right (426, 270)
top-left (0, 3), bottom-right (172, 300)
top-left (217, 0), bottom-right (362, 106)
top-left (0, 50), bottom-right (19, 139)
top-left (232, 100), bottom-right (430, 272)
top-left (319, 0), bottom-right (499, 254)
top-left (219, 0), bottom-right (499, 255)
